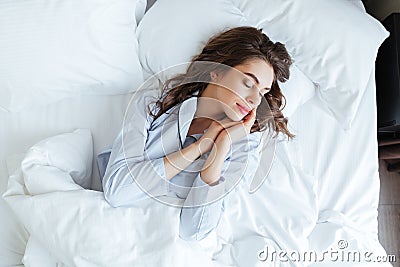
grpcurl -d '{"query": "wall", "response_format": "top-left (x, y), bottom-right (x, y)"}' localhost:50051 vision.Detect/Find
top-left (362, 0), bottom-right (400, 21)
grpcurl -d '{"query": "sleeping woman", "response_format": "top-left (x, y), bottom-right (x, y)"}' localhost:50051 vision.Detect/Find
top-left (97, 26), bottom-right (295, 241)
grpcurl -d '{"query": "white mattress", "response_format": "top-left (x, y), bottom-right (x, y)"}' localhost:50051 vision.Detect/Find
top-left (0, 68), bottom-right (390, 266)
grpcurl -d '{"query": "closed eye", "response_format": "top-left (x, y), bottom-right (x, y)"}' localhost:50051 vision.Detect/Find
top-left (243, 79), bottom-right (253, 88)
top-left (243, 78), bottom-right (271, 96)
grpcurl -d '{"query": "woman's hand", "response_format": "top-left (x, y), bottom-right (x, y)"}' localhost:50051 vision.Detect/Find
top-left (215, 108), bottom-right (256, 153)
top-left (197, 109), bottom-right (256, 185)
top-left (196, 118), bottom-right (242, 155)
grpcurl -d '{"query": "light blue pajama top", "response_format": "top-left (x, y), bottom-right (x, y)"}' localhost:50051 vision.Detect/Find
top-left (97, 88), bottom-right (263, 241)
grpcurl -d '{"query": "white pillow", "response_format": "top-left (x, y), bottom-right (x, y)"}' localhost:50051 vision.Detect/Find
top-left (21, 129), bottom-right (93, 194)
top-left (231, 0), bottom-right (389, 130)
top-left (137, 0), bottom-right (316, 119)
top-left (135, 0), bottom-right (147, 25)
top-left (0, 0), bottom-right (145, 112)
top-left (137, 0), bottom-right (246, 79)
top-left (348, 0), bottom-right (366, 12)
top-left (280, 65), bottom-right (316, 118)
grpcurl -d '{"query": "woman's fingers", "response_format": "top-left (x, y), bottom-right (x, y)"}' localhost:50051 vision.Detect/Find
top-left (208, 109), bottom-right (256, 135)
top-left (243, 109), bottom-right (256, 126)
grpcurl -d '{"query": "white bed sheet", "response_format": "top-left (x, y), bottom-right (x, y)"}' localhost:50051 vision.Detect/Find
top-left (288, 67), bottom-right (390, 265)
top-left (290, 67), bottom-right (381, 235)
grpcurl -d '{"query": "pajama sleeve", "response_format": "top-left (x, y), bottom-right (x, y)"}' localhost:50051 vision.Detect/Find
top-left (102, 90), bottom-right (170, 208)
top-left (179, 132), bottom-right (263, 241)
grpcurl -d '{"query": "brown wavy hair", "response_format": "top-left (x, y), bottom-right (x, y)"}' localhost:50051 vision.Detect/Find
top-left (148, 26), bottom-right (295, 140)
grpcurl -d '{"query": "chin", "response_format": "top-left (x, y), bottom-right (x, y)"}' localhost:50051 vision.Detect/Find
top-left (225, 110), bottom-right (244, 122)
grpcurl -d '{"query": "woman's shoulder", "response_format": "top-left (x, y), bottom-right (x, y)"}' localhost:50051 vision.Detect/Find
top-left (135, 88), bottom-right (180, 130)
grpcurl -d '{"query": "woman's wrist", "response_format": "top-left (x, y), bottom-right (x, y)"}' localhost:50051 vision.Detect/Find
top-left (195, 137), bottom-right (214, 156)
top-left (195, 137), bottom-right (230, 157)
top-left (199, 137), bottom-right (230, 185)
top-left (215, 132), bottom-right (231, 155)
top-left (200, 152), bottom-right (225, 185)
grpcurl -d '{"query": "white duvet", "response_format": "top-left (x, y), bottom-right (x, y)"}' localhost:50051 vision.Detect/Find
top-left (3, 129), bottom-right (222, 266)
top-left (2, 128), bottom-right (391, 266)
top-left (3, 127), bottom-right (316, 266)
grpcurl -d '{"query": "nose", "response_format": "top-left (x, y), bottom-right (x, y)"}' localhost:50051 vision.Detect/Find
top-left (245, 90), bottom-right (262, 109)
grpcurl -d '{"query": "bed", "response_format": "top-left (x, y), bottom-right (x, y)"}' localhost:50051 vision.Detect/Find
top-left (0, 0), bottom-right (394, 266)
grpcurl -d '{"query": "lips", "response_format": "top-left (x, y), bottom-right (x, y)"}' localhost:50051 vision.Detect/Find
top-left (236, 103), bottom-right (250, 115)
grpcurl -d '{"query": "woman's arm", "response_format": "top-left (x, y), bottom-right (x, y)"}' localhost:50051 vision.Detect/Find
top-left (103, 90), bottom-right (237, 208)
top-left (164, 118), bottom-right (243, 181)
top-left (163, 140), bottom-right (205, 181)
top-left (104, 134), bottom-right (207, 208)
top-left (179, 140), bottom-right (228, 241)
top-left (179, 132), bottom-right (262, 241)
top-left (102, 89), bottom-right (176, 208)
top-left (199, 134), bottom-right (231, 185)
top-left (179, 110), bottom-right (259, 241)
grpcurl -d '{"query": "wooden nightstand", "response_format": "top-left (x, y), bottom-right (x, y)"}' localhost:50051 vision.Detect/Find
top-left (378, 132), bottom-right (400, 172)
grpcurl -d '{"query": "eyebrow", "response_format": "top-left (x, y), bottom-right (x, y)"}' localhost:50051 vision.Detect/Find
top-left (243, 72), bottom-right (271, 91)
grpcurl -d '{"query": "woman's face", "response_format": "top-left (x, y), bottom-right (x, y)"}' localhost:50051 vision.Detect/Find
top-left (212, 59), bottom-right (274, 121)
